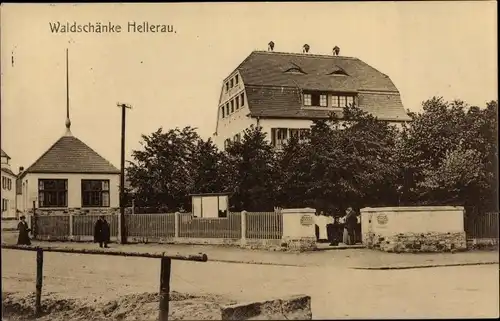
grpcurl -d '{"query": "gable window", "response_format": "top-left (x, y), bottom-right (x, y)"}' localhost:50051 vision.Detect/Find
top-left (230, 100), bottom-right (235, 113)
top-left (235, 75), bottom-right (239, 85)
top-left (82, 180), bottom-right (110, 207)
top-left (303, 94), bottom-right (312, 106)
top-left (221, 106), bottom-right (225, 118)
top-left (236, 97), bottom-right (240, 109)
top-left (39, 179), bottom-right (68, 208)
top-left (240, 93), bottom-right (245, 106)
top-left (230, 79), bottom-right (234, 88)
top-left (320, 94), bottom-right (327, 107)
top-left (226, 82), bottom-right (229, 92)
top-left (226, 103), bottom-right (230, 116)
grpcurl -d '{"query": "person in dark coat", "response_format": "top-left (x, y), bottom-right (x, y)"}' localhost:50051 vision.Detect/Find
top-left (343, 207), bottom-right (358, 245)
top-left (17, 215), bottom-right (31, 245)
top-left (101, 217), bottom-right (111, 248)
top-left (328, 216), bottom-right (342, 246)
top-left (94, 216), bottom-right (104, 248)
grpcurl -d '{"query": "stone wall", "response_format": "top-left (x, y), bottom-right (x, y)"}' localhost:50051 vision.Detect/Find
top-left (361, 206), bottom-right (467, 253)
top-left (220, 295), bottom-right (312, 320)
top-left (281, 236), bottom-right (317, 252)
top-left (366, 231), bottom-right (467, 253)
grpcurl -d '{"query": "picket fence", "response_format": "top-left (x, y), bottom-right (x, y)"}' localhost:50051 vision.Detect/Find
top-left (33, 211), bottom-right (283, 241)
top-left (465, 212), bottom-right (499, 240)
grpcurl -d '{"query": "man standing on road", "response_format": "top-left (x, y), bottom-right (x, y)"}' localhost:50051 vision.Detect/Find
top-left (94, 216), bottom-right (104, 248)
top-left (342, 207), bottom-right (357, 245)
top-left (101, 217), bottom-right (111, 248)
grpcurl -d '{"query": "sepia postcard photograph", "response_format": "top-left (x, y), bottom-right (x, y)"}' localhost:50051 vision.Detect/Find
top-left (0, 2), bottom-right (498, 320)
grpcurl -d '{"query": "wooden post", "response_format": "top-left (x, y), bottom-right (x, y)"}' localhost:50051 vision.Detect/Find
top-left (32, 201), bottom-right (37, 239)
top-left (159, 256), bottom-right (172, 321)
top-left (35, 247), bottom-right (44, 316)
top-left (69, 214), bottom-right (74, 240)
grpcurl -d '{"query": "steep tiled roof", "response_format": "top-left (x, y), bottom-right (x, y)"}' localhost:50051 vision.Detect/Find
top-left (1, 149), bottom-right (10, 159)
top-left (237, 51), bottom-right (398, 92)
top-left (234, 51), bottom-right (411, 121)
top-left (22, 135), bottom-right (120, 176)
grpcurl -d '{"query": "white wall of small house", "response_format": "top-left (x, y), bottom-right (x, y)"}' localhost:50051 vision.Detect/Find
top-left (20, 172), bottom-right (120, 211)
top-left (1, 170), bottom-right (17, 218)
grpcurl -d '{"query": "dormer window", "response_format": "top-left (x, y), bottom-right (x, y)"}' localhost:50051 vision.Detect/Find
top-left (284, 62), bottom-right (307, 74)
top-left (327, 66), bottom-right (349, 76)
top-left (285, 67), bottom-right (306, 74)
top-left (235, 75), bottom-right (239, 85)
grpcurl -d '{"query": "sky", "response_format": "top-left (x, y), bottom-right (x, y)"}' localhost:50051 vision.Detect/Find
top-left (1, 2), bottom-right (497, 173)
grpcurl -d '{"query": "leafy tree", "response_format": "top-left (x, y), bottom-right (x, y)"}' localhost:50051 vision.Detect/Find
top-left (127, 126), bottom-right (223, 211)
top-left (277, 105), bottom-right (400, 213)
top-left (397, 97), bottom-right (498, 214)
top-left (225, 125), bottom-right (278, 211)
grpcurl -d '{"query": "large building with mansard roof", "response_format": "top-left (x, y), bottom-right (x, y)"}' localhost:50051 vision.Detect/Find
top-left (213, 43), bottom-right (411, 150)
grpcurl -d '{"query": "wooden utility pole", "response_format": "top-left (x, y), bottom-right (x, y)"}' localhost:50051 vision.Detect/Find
top-left (117, 102), bottom-right (132, 244)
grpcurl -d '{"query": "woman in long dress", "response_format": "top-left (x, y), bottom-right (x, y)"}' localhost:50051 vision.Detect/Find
top-left (17, 215), bottom-right (31, 245)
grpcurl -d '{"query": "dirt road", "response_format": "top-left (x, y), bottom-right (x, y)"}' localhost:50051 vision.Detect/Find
top-left (2, 249), bottom-right (498, 319)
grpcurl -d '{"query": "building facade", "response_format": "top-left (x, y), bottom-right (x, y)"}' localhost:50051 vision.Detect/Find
top-left (213, 48), bottom-right (411, 150)
top-left (1, 149), bottom-right (17, 218)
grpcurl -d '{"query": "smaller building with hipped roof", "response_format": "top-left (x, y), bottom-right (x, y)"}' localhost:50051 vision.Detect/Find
top-left (17, 48), bottom-right (121, 216)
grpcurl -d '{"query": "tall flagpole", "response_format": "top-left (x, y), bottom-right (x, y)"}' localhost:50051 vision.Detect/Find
top-left (65, 48), bottom-right (72, 135)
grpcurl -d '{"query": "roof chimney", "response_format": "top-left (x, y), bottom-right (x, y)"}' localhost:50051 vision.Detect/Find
top-left (268, 41), bottom-right (275, 51)
top-left (19, 166), bottom-right (24, 172)
top-left (302, 44), bottom-right (310, 53)
top-left (333, 46), bottom-right (340, 56)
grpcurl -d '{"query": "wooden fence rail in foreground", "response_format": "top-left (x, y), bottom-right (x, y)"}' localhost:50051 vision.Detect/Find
top-left (1, 244), bottom-right (208, 321)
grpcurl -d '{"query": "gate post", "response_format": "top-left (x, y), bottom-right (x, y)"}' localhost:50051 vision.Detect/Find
top-left (35, 247), bottom-right (44, 316)
top-left (241, 210), bottom-right (247, 246)
top-left (159, 256), bottom-right (172, 321)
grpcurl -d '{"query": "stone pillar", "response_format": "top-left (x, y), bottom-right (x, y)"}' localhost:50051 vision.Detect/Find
top-left (240, 210), bottom-right (247, 245)
top-left (174, 212), bottom-right (180, 238)
top-left (281, 208), bottom-right (317, 251)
